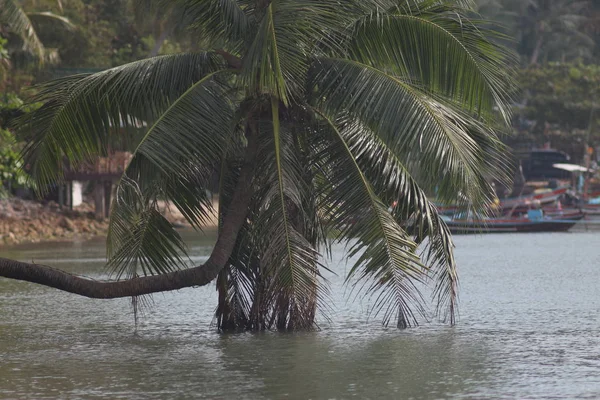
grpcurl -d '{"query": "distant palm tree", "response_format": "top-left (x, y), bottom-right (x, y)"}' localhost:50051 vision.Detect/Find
top-left (477, 0), bottom-right (594, 65)
top-left (0, 0), bottom-right (73, 64)
top-left (0, 0), bottom-right (514, 331)
top-left (129, 0), bottom-right (193, 57)
top-left (523, 0), bottom-right (593, 65)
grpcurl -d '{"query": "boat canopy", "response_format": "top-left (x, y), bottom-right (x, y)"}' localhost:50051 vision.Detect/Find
top-left (552, 163), bottom-right (590, 173)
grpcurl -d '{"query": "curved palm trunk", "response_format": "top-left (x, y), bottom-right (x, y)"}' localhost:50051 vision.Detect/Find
top-left (0, 130), bottom-right (258, 298)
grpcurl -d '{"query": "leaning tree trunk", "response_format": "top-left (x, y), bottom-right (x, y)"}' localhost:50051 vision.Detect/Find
top-left (0, 129), bottom-right (258, 298)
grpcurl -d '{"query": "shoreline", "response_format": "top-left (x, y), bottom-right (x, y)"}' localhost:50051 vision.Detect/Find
top-left (0, 198), bottom-right (110, 247)
top-left (0, 197), bottom-right (219, 248)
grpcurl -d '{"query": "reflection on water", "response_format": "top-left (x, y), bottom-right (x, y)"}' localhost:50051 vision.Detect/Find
top-left (1, 231), bottom-right (600, 399)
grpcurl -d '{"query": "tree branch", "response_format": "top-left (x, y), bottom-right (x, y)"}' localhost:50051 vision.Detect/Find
top-left (0, 127), bottom-right (258, 298)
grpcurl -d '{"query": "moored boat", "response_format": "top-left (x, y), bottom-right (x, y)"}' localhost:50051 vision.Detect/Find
top-left (436, 186), bottom-right (571, 217)
top-left (442, 212), bottom-right (585, 234)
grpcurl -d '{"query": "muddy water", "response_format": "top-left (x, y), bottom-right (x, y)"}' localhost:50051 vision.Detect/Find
top-left (2, 231), bottom-right (600, 399)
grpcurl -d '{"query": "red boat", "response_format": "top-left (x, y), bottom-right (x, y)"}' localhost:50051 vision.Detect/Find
top-left (437, 186), bottom-right (572, 217)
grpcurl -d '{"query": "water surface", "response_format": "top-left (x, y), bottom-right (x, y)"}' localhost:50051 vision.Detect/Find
top-left (2, 231), bottom-right (600, 399)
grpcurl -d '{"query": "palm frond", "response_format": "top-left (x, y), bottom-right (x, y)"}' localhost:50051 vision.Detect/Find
top-left (314, 110), bottom-right (426, 328)
top-left (26, 11), bottom-right (74, 31)
top-left (104, 70), bottom-right (238, 277)
top-left (125, 70), bottom-right (235, 178)
top-left (106, 177), bottom-right (191, 280)
top-left (184, 0), bottom-right (254, 50)
top-left (242, 4), bottom-right (287, 103)
top-left (0, 0), bottom-right (45, 60)
top-left (124, 155), bottom-right (218, 230)
top-left (347, 7), bottom-right (515, 122)
top-left (248, 99), bottom-right (325, 330)
top-left (337, 117), bottom-right (459, 323)
top-left (311, 57), bottom-right (498, 210)
top-left (19, 52), bottom-right (225, 190)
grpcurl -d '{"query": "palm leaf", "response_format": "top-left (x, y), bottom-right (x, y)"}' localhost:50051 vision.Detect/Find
top-left (26, 11), bottom-right (74, 32)
top-left (242, 4), bottom-right (288, 103)
top-left (19, 52), bottom-right (225, 190)
top-left (104, 69), bottom-right (238, 277)
top-left (314, 110), bottom-right (427, 328)
top-left (311, 57), bottom-right (498, 210)
top-left (184, 0), bottom-right (254, 51)
top-left (106, 177), bottom-right (191, 280)
top-left (347, 7), bottom-right (515, 122)
top-left (0, 0), bottom-right (45, 60)
top-left (336, 117), bottom-right (459, 323)
top-left (248, 99), bottom-right (325, 330)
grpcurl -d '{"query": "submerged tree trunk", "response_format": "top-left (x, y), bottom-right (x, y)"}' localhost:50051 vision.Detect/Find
top-left (0, 131), bottom-right (258, 298)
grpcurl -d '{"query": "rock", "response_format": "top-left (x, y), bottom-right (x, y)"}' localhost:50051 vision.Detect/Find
top-left (60, 217), bottom-right (77, 232)
top-left (11, 199), bottom-right (24, 212)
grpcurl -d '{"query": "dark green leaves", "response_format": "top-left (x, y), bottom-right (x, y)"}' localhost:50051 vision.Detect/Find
top-left (15, 0), bottom-right (515, 330)
top-left (107, 177), bottom-right (191, 280)
top-left (348, 10), bottom-right (514, 121)
top-left (315, 112), bottom-right (427, 327)
top-left (20, 52), bottom-right (225, 190)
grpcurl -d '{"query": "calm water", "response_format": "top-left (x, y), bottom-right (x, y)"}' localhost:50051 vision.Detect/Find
top-left (1, 231), bottom-right (600, 399)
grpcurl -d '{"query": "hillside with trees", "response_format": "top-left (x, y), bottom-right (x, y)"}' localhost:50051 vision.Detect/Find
top-left (477, 0), bottom-right (599, 162)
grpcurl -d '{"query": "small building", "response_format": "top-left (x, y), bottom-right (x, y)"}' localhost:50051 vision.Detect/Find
top-left (60, 151), bottom-right (133, 219)
top-left (519, 149), bottom-right (572, 181)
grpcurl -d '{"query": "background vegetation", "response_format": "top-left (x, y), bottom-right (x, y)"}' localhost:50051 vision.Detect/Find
top-left (477, 0), bottom-right (600, 161)
top-left (1, 1), bottom-right (598, 160)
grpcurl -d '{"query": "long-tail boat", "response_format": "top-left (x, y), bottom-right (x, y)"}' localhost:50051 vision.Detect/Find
top-left (436, 186), bottom-right (571, 217)
top-left (442, 211), bottom-right (585, 234)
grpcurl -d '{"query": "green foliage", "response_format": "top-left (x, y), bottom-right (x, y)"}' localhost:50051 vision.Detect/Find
top-left (0, 37), bottom-right (9, 81)
top-left (0, 94), bottom-right (35, 197)
top-left (0, 128), bottom-right (28, 197)
top-left (517, 63), bottom-right (600, 138)
top-left (18, 0), bottom-right (513, 331)
top-left (477, 0), bottom-right (599, 65)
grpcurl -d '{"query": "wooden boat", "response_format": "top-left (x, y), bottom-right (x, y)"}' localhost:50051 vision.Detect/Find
top-left (442, 212), bottom-right (585, 234)
top-left (582, 204), bottom-right (600, 216)
top-left (436, 186), bottom-right (571, 217)
top-left (499, 186), bottom-right (569, 209)
top-left (507, 205), bottom-right (581, 218)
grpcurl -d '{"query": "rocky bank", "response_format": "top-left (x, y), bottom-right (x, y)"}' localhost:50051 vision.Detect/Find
top-left (0, 198), bottom-right (111, 247)
top-left (0, 197), bottom-right (210, 247)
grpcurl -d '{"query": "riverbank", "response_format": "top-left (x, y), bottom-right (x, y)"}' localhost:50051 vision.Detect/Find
top-left (0, 198), bottom-right (106, 246)
top-left (0, 197), bottom-right (218, 247)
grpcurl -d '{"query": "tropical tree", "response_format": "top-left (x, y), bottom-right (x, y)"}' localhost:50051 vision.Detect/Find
top-left (129, 0), bottom-right (195, 57)
top-left (0, 0), bottom-right (514, 331)
top-left (0, 37), bottom-right (9, 81)
top-left (0, 0), bottom-right (73, 64)
top-left (476, 0), bottom-right (595, 65)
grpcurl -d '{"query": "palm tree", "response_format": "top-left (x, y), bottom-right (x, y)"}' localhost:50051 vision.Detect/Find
top-left (129, 0), bottom-right (194, 57)
top-left (0, 0), bottom-right (514, 331)
top-left (523, 0), bottom-right (593, 65)
top-left (0, 0), bottom-right (73, 64)
top-left (477, 0), bottom-right (594, 65)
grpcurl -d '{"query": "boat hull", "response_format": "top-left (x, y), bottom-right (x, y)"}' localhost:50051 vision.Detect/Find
top-left (446, 214), bottom-right (585, 234)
